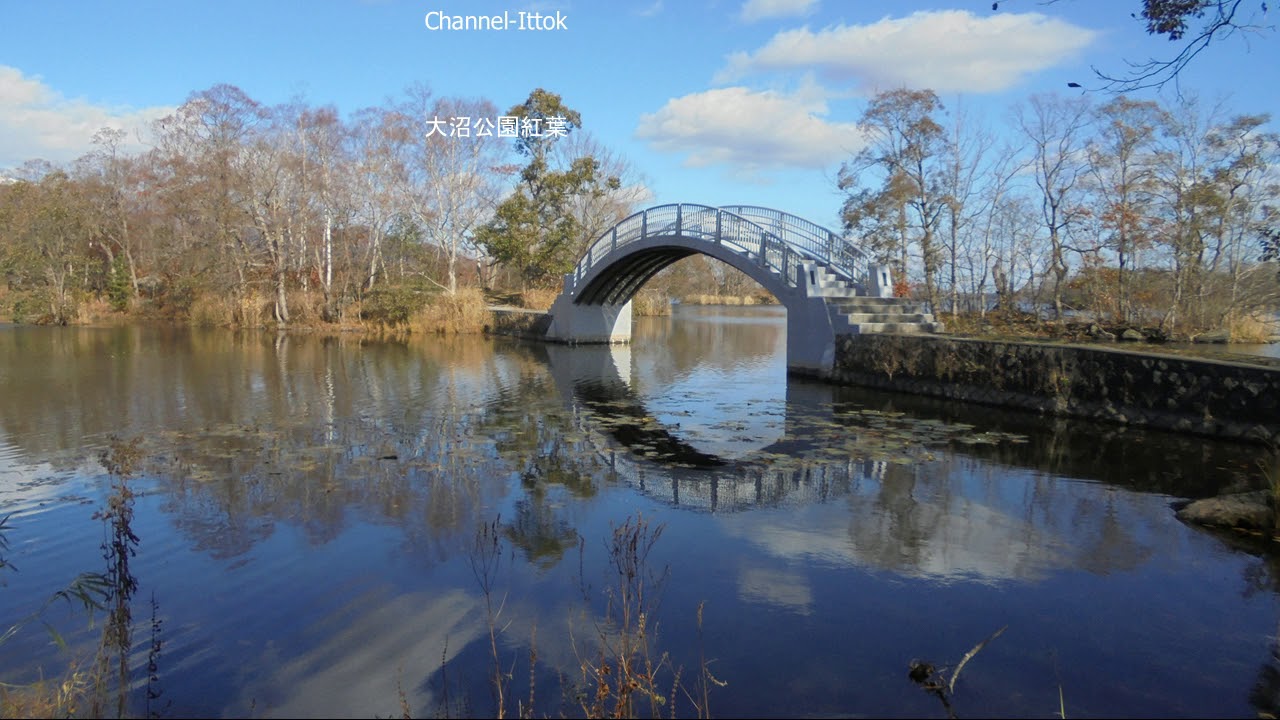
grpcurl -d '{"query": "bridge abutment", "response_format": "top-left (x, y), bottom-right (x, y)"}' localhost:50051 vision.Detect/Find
top-left (784, 297), bottom-right (839, 374)
top-left (545, 284), bottom-right (632, 343)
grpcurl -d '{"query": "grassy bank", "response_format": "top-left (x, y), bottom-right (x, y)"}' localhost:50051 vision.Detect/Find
top-left (942, 308), bottom-right (1279, 346)
top-left (2, 285), bottom-right (495, 336)
top-left (679, 293), bottom-right (776, 307)
top-left (8, 284), bottom-right (1270, 348)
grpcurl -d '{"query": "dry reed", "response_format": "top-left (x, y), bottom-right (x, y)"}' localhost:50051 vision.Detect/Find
top-left (516, 287), bottom-right (560, 311)
top-left (408, 287), bottom-right (490, 334)
top-left (681, 294), bottom-right (775, 307)
top-left (188, 291), bottom-right (271, 328)
top-left (1230, 313), bottom-right (1279, 343)
top-left (632, 290), bottom-right (672, 316)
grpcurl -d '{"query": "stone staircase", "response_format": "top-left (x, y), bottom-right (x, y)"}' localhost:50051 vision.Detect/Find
top-left (827, 297), bottom-right (945, 335)
top-left (800, 261), bottom-right (945, 335)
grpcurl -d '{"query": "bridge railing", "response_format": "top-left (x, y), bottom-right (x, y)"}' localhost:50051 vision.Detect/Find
top-left (719, 205), bottom-right (869, 284)
top-left (567, 203), bottom-right (866, 297)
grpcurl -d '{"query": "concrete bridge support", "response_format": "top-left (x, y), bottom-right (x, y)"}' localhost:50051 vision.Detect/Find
top-left (784, 296), bottom-right (841, 375)
top-left (545, 288), bottom-right (632, 343)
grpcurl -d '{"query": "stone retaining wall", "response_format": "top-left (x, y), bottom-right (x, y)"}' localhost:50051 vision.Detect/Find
top-left (824, 334), bottom-right (1280, 444)
top-left (487, 307), bottom-right (552, 340)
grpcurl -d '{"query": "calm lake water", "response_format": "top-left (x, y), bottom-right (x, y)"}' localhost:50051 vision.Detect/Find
top-left (1, 307), bottom-right (1278, 718)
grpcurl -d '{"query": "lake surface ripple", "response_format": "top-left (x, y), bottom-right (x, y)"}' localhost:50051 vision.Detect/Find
top-left (0, 307), bottom-right (1276, 718)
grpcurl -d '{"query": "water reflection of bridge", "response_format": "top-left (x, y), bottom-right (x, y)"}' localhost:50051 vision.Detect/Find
top-left (546, 343), bottom-right (890, 513)
top-left (537, 340), bottom-right (1274, 586)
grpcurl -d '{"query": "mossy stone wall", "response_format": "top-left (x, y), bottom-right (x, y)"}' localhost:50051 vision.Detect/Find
top-left (825, 334), bottom-right (1280, 444)
top-left (487, 308), bottom-right (552, 339)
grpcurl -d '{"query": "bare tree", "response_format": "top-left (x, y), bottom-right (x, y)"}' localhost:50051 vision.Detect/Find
top-left (348, 106), bottom-right (403, 293)
top-left (1200, 112), bottom-right (1280, 327)
top-left (81, 128), bottom-right (141, 298)
top-left (1148, 94), bottom-right (1229, 330)
top-left (939, 99), bottom-right (998, 315)
top-left (297, 105), bottom-right (352, 318)
top-left (388, 86), bottom-right (512, 294)
top-left (1014, 92), bottom-right (1095, 320)
top-left (1085, 96), bottom-right (1166, 322)
top-left (552, 130), bottom-right (652, 263)
top-left (840, 89), bottom-right (951, 310)
top-left (150, 84), bottom-right (267, 313)
top-left (967, 140), bottom-right (1028, 315)
top-left (241, 107), bottom-right (297, 324)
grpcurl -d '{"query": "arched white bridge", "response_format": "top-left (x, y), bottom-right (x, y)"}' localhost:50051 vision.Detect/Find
top-left (545, 203), bottom-right (942, 374)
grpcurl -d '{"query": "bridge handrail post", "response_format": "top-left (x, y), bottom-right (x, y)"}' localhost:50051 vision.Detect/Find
top-left (676, 203), bottom-right (682, 236)
top-left (715, 209), bottom-right (722, 243)
top-left (642, 210), bottom-right (647, 239)
top-left (612, 227), bottom-right (617, 253)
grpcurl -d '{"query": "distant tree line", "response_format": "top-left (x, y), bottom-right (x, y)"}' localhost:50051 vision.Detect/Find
top-left (2, 81), bottom-right (1276, 337)
top-left (839, 88), bottom-right (1280, 335)
top-left (0, 83), bottom-right (645, 326)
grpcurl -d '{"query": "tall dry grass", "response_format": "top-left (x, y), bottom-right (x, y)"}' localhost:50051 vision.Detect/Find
top-left (681, 293), bottom-right (776, 306)
top-left (0, 671), bottom-right (93, 719)
top-left (408, 287), bottom-right (490, 334)
top-left (516, 287), bottom-right (560, 311)
top-left (283, 290), bottom-right (325, 327)
top-left (1230, 313), bottom-right (1279, 343)
top-left (463, 513), bottom-right (720, 719)
top-left (189, 291), bottom-right (269, 328)
top-left (1, 436), bottom-right (143, 720)
top-left (73, 297), bottom-right (130, 327)
top-left (632, 289), bottom-right (672, 317)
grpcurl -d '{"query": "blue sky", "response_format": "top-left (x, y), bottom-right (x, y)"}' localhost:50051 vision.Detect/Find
top-left (1, 0), bottom-right (1277, 228)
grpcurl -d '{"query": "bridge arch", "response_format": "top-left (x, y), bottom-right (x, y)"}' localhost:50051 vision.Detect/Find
top-left (545, 203), bottom-right (902, 374)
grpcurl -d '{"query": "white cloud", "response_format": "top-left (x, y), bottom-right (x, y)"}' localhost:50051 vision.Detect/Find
top-left (737, 565), bottom-right (813, 613)
top-left (740, 0), bottom-right (818, 23)
top-left (635, 85), bottom-right (865, 176)
top-left (718, 10), bottom-right (1098, 93)
top-left (636, 0), bottom-right (663, 17)
top-left (0, 66), bottom-right (173, 169)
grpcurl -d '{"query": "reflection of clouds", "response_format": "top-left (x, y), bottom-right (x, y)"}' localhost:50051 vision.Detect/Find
top-left (233, 588), bottom-right (483, 719)
top-left (849, 496), bottom-right (1071, 583)
top-left (227, 581), bottom-right (653, 720)
top-left (717, 474), bottom-right (1076, 584)
top-left (631, 308), bottom-right (787, 459)
top-left (0, 436), bottom-right (100, 511)
top-left (720, 507), bottom-right (859, 565)
top-left (737, 566), bottom-right (813, 614)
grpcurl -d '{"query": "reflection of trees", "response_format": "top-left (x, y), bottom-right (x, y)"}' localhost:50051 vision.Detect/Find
top-left (1253, 658), bottom-right (1280, 720)
top-left (3, 322), bottom-right (1269, 586)
top-left (0, 327), bottom-right (536, 564)
top-left (506, 497), bottom-right (579, 571)
top-left (631, 307), bottom-right (783, 385)
top-left (1184, 532), bottom-right (1280, 719)
top-left (476, 354), bottom-right (610, 570)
